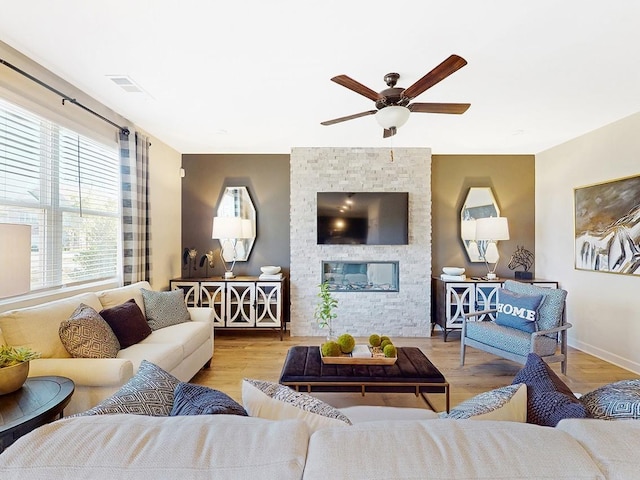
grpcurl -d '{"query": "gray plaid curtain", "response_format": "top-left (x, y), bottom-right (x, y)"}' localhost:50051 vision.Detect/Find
top-left (119, 131), bottom-right (152, 285)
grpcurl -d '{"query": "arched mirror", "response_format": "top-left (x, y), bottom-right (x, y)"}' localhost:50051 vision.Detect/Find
top-left (215, 186), bottom-right (256, 261)
top-left (460, 187), bottom-right (500, 262)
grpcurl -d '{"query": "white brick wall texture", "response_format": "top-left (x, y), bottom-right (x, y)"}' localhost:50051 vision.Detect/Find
top-left (290, 147), bottom-right (432, 337)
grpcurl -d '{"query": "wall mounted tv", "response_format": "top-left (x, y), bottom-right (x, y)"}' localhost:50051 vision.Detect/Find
top-left (317, 192), bottom-right (409, 245)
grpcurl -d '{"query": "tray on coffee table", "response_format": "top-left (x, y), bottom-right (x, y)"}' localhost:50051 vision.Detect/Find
top-left (320, 344), bottom-right (397, 365)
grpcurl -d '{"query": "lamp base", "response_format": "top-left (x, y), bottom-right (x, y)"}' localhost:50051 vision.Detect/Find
top-left (485, 273), bottom-right (498, 280)
top-left (224, 271), bottom-right (236, 279)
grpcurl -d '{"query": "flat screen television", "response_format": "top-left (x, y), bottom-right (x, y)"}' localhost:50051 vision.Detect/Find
top-left (317, 192), bottom-right (409, 245)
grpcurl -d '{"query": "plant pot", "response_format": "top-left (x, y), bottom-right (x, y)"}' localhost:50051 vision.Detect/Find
top-left (0, 361), bottom-right (29, 395)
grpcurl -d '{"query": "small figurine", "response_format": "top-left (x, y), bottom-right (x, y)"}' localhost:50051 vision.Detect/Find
top-left (507, 245), bottom-right (534, 279)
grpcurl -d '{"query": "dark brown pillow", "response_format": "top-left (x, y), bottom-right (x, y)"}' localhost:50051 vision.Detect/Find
top-left (100, 299), bottom-right (152, 349)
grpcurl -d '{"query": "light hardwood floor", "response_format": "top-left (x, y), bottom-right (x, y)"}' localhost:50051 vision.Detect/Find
top-left (191, 329), bottom-right (637, 413)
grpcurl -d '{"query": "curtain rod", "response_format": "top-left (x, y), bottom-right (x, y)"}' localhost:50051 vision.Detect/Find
top-left (0, 58), bottom-right (130, 136)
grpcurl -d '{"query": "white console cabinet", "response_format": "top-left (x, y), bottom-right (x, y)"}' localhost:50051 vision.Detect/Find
top-left (170, 276), bottom-right (285, 339)
top-left (431, 277), bottom-right (558, 341)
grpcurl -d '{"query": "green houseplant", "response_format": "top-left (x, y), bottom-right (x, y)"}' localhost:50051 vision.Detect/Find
top-left (0, 345), bottom-right (40, 395)
top-left (314, 282), bottom-right (338, 340)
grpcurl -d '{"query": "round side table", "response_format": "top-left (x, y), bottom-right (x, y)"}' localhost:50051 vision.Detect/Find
top-left (0, 375), bottom-right (74, 452)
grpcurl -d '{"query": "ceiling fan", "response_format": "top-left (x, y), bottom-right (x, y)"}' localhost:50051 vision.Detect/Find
top-left (321, 54), bottom-right (470, 138)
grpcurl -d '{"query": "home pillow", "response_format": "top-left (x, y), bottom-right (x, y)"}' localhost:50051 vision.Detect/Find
top-left (59, 303), bottom-right (120, 358)
top-left (580, 379), bottom-right (640, 420)
top-left (440, 383), bottom-right (527, 422)
top-left (170, 383), bottom-right (248, 417)
top-left (495, 289), bottom-right (544, 333)
top-left (512, 352), bottom-right (587, 426)
top-left (141, 288), bottom-right (191, 330)
top-left (242, 378), bottom-right (352, 432)
top-left (100, 299), bottom-right (152, 349)
top-left (76, 360), bottom-right (180, 416)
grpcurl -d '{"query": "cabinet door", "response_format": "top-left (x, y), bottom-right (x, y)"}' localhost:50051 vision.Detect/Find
top-left (255, 282), bottom-right (281, 328)
top-left (226, 282), bottom-right (255, 327)
top-left (445, 283), bottom-right (474, 329)
top-left (474, 283), bottom-right (501, 321)
top-left (170, 281), bottom-right (199, 307)
top-left (200, 282), bottom-right (225, 327)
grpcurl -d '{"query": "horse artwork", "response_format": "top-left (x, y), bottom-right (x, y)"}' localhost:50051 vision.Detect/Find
top-left (508, 245), bottom-right (534, 279)
top-left (574, 175), bottom-right (640, 276)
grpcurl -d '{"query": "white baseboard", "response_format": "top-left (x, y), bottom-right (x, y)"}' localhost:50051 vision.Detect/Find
top-left (569, 339), bottom-right (640, 375)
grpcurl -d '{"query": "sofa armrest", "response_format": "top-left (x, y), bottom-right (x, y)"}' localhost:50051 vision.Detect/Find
top-left (29, 358), bottom-right (134, 387)
top-left (188, 307), bottom-right (215, 323)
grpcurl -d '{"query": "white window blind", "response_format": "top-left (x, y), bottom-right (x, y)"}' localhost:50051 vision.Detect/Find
top-left (0, 97), bottom-right (120, 293)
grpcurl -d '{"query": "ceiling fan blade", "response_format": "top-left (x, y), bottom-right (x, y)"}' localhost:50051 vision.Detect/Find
top-left (409, 102), bottom-right (470, 114)
top-left (383, 127), bottom-right (397, 138)
top-left (321, 110), bottom-right (377, 126)
top-left (330, 75), bottom-right (380, 101)
top-left (402, 55), bottom-right (468, 100)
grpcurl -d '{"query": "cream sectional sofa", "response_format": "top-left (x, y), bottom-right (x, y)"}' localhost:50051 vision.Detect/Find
top-left (0, 413), bottom-right (638, 479)
top-left (0, 281), bottom-right (214, 415)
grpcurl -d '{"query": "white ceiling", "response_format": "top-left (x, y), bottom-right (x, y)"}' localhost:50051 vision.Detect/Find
top-left (1, 1), bottom-right (639, 155)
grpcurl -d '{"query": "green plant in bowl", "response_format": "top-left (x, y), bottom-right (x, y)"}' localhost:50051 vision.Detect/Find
top-left (0, 345), bottom-right (40, 368)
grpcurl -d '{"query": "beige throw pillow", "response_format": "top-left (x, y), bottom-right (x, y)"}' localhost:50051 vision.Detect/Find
top-left (59, 303), bottom-right (120, 358)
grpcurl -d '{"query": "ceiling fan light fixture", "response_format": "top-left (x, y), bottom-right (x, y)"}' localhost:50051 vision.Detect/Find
top-left (375, 105), bottom-right (410, 129)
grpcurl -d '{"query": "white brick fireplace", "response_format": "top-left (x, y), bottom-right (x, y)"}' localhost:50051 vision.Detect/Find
top-left (290, 147), bottom-right (432, 337)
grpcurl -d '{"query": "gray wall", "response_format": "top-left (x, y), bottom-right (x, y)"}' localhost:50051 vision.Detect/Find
top-left (431, 154), bottom-right (536, 279)
top-left (180, 154), bottom-right (290, 279)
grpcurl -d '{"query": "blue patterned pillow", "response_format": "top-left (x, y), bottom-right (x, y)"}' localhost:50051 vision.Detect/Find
top-left (495, 289), bottom-right (544, 333)
top-left (141, 288), bottom-right (191, 330)
top-left (512, 353), bottom-right (587, 426)
top-left (580, 379), bottom-right (640, 420)
top-left (170, 383), bottom-right (248, 416)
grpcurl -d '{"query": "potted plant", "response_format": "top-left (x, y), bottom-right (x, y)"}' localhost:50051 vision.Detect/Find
top-left (314, 282), bottom-right (338, 340)
top-left (0, 345), bottom-right (40, 395)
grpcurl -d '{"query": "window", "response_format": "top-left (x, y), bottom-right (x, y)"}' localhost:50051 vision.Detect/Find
top-left (0, 97), bottom-right (121, 293)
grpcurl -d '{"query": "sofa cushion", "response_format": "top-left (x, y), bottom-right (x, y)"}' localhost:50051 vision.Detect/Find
top-left (0, 415), bottom-right (309, 480)
top-left (441, 383), bottom-right (527, 421)
top-left (465, 320), bottom-right (558, 357)
top-left (100, 299), bottom-right (152, 349)
top-left (339, 405), bottom-right (439, 423)
top-left (303, 419), bottom-right (604, 480)
top-left (97, 280), bottom-right (150, 315)
top-left (117, 341), bottom-right (183, 374)
top-left (170, 383), bottom-right (247, 417)
top-left (0, 292), bottom-right (102, 358)
top-left (495, 289), bottom-right (544, 333)
top-left (77, 360), bottom-right (180, 416)
top-left (242, 378), bottom-right (351, 432)
top-left (502, 280), bottom-right (567, 332)
top-left (580, 378), bottom-right (640, 420)
top-left (138, 320), bottom-right (210, 358)
top-left (59, 303), bottom-right (120, 358)
top-left (141, 288), bottom-right (191, 330)
top-left (557, 418), bottom-right (640, 479)
top-left (512, 353), bottom-right (587, 426)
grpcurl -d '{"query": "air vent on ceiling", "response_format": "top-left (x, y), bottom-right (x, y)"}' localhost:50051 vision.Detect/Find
top-left (106, 75), bottom-right (144, 93)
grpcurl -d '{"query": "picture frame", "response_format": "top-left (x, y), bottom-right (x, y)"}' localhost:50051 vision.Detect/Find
top-left (574, 174), bottom-right (640, 276)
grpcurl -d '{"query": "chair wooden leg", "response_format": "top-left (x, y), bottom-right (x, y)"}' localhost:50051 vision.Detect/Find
top-left (561, 357), bottom-right (567, 375)
top-left (460, 341), bottom-right (466, 366)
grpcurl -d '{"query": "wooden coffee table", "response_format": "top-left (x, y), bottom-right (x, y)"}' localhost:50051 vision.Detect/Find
top-left (0, 376), bottom-right (74, 452)
top-left (279, 346), bottom-right (449, 412)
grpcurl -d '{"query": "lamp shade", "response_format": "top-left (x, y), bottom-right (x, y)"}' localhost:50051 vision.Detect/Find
top-left (475, 217), bottom-right (510, 241)
top-left (375, 106), bottom-right (410, 129)
top-left (212, 216), bottom-right (244, 239)
top-left (0, 223), bottom-right (31, 298)
top-left (461, 219), bottom-right (477, 240)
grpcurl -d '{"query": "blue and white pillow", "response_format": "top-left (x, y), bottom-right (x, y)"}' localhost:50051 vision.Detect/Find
top-left (440, 383), bottom-right (527, 421)
top-left (580, 379), bottom-right (640, 420)
top-left (495, 289), bottom-right (544, 333)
